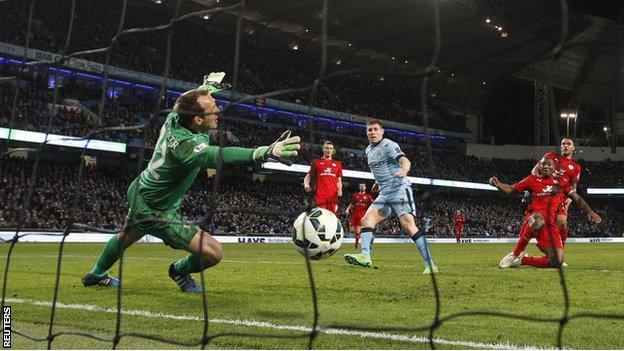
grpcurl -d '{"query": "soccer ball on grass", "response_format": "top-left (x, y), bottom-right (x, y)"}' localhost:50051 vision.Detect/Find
top-left (292, 207), bottom-right (343, 260)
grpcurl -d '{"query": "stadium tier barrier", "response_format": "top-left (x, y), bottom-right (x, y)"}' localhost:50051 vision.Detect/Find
top-left (1, 232), bottom-right (622, 244)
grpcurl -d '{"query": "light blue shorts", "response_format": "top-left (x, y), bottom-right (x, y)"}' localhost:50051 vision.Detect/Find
top-left (370, 187), bottom-right (416, 219)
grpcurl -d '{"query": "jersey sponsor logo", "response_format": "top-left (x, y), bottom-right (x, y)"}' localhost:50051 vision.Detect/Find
top-left (568, 164), bottom-right (574, 170)
top-left (319, 166), bottom-right (336, 177)
top-left (194, 143), bottom-right (207, 153)
top-left (542, 185), bottom-right (554, 193)
top-left (369, 160), bottom-right (386, 172)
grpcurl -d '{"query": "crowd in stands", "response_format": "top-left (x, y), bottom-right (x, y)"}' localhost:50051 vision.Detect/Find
top-left (2, 72), bottom-right (624, 188)
top-left (0, 158), bottom-right (620, 238)
top-left (0, 0), bottom-right (469, 133)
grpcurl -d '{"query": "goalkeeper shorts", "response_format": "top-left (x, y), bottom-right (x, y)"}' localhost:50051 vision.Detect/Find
top-left (125, 179), bottom-right (199, 250)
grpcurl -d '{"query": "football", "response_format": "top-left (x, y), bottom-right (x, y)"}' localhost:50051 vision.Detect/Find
top-left (292, 207), bottom-right (344, 260)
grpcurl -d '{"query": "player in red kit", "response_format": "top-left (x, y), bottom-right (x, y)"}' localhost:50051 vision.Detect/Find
top-left (453, 210), bottom-right (465, 243)
top-left (490, 156), bottom-right (601, 269)
top-left (344, 182), bottom-right (373, 249)
top-left (500, 138), bottom-right (582, 267)
top-left (303, 140), bottom-right (343, 213)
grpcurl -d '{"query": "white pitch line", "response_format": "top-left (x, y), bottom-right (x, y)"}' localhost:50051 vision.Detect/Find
top-left (5, 298), bottom-right (548, 350)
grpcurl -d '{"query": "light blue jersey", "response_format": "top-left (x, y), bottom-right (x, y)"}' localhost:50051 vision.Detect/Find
top-left (365, 138), bottom-right (410, 194)
top-left (366, 138), bottom-right (415, 218)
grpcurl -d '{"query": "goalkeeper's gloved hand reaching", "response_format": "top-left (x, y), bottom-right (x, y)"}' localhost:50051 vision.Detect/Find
top-left (199, 72), bottom-right (231, 93)
top-left (253, 130), bottom-right (301, 166)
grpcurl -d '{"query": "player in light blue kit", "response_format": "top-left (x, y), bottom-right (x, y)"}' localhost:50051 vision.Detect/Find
top-left (344, 120), bottom-right (438, 274)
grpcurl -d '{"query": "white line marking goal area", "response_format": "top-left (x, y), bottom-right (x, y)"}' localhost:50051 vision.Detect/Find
top-left (5, 298), bottom-right (547, 350)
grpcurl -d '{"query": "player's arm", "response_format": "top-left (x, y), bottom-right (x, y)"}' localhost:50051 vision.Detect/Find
top-left (530, 161), bottom-right (540, 176)
top-left (371, 183), bottom-right (380, 194)
top-left (488, 176), bottom-right (518, 195)
top-left (564, 167), bottom-right (581, 208)
top-left (344, 203), bottom-right (353, 216)
top-left (562, 179), bottom-right (578, 208)
top-left (568, 192), bottom-right (602, 223)
top-left (217, 130), bottom-right (300, 165)
top-left (303, 164), bottom-right (315, 192)
top-left (181, 131), bottom-right (300, 168)
top-left (395, 156), bottom-right (410, 178)
top-left (337, 176), bottom-right (343, 197)
top-left (531, 152), bottom-right (555, 176)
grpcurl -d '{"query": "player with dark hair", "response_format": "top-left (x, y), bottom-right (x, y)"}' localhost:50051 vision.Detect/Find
top-left (499, 137), bottom-right (581, 268)
top-left (489, 155), bottom-right (601, 268)
top-left (303, 140), bottom-right (343, 213)
top-left (344, 120), bottom-right (437, 273)
top-left (344, 182), bottom-right (373, 249)
top-left (453, 209), bottom-right (465, 243)
top-left (81, 74), bottom-right (301, 293)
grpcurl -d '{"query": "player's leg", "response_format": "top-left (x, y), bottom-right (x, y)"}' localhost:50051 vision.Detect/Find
top-left (344, 197), bottom-right (386, 268)
top-left (349, 215), bottom-right (362, 249)
top-left (83, 181), bottom-right (146, 287)
top-left (82, 227), bottom-right (143, 287)
top-left (556, 213), bottom-right (568, 245)
top-left (500, 213), bottom-right (535, 268)
top-left (520, 247), bottom-right (564, 268)
top-left (348, 224), bottom-right (356, 248)
top-left (167, 230), bottom-right (223, 293)
top-left (555, 213), bottom-right (569, 266)
top-left (161, 210), bottom-right (223, 293)
top-left (398, 213), bottom-right (437, 273)
top-left (315, 196), bottom-right (338, 214)
top-left (393, 187), bottom-right (436, 273)
top-left (520, 222), bottom-right (564, 268)
top-left (354, 225), bottom-right (362, 249)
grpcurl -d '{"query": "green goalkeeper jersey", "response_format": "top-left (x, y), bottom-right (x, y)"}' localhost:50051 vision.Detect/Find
top-left (137, 112), bottom-right (255, 211)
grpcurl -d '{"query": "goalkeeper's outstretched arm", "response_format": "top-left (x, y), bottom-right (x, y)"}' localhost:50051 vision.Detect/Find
top-left (190, 131), bottom-right (301, 168)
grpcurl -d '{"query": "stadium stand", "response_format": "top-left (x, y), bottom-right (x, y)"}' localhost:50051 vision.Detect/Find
top-left (0, 157), bottom-right (620, 237)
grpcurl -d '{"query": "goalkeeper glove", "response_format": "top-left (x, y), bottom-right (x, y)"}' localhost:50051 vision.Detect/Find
top-left (198, 72), bottom-right (231, 94)
top-left (253, 130), bottom-right (301, 166)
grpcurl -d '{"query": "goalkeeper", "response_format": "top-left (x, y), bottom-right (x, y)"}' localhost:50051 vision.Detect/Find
top-left (82, 73), bottom-right (301, 293)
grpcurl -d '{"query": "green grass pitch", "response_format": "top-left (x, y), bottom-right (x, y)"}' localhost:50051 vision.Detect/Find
top-left (1, 242), bottom-right (623, 349)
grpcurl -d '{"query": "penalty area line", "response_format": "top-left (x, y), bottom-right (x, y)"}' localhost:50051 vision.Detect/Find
top-left (5, 298), bottom-right (545, 350)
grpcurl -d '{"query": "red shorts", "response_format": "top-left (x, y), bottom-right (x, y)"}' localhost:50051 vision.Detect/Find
top-left (349, 215), bottom-right (364, 227)
top-left (523, 211), bottom-right (563, 249)
top-left (454, 224), bottom-right (464, 234)
top-left (315, 195), bottom-right (338, 214)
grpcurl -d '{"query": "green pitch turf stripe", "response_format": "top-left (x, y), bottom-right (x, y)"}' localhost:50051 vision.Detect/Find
top-left (6, 298), bottom-right (542, 350)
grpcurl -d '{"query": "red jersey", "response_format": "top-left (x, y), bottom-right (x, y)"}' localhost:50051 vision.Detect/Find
top-left (513, 175), bottom-right (574, 215)
top-left (308, 158), bottom-right (343, 198)
top-left (543, 152), bottom-right (581, 185)
top-left (350, 192), bottom-right (373, 218)
top-left (453, 214), bottom-right (465, 225)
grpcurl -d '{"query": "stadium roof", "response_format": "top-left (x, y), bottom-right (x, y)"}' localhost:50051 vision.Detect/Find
top-left (180, 0), bottom-right (623, 111)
